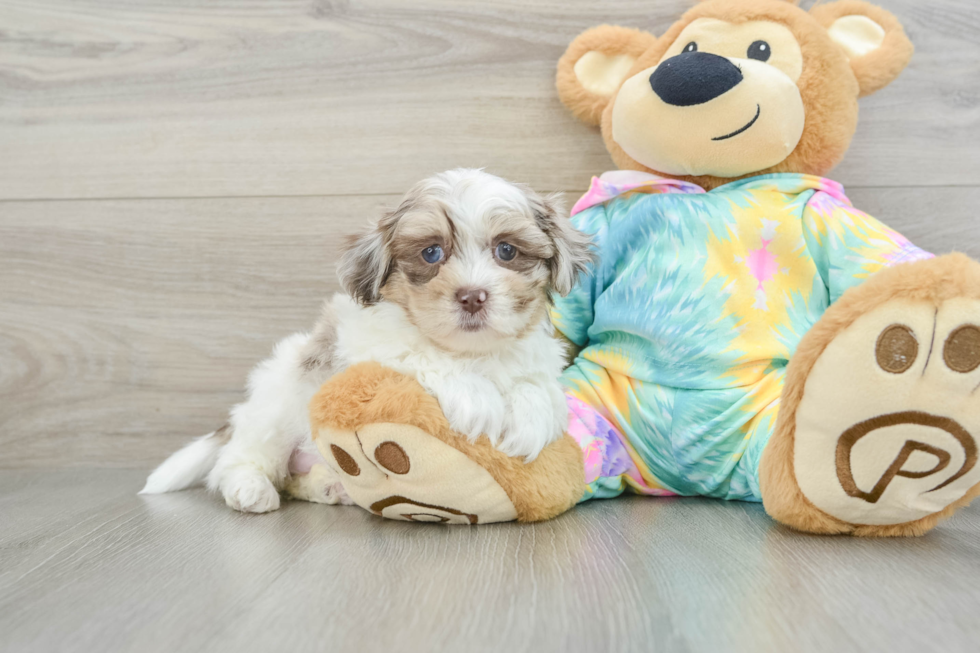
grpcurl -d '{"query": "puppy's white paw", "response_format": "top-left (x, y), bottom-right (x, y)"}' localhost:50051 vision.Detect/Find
top-left (283, 466), bottom-right (353, 506)
top-left (432, 374), bottom-right (506, 443)
top-left (329, 482), bottom-right (355, 506)
top-left (500, 382), bottom-right (568, 461)
top-left (221, 470), bottom-right (281, 513)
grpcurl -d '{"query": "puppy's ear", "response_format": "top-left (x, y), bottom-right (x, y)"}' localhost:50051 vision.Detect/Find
top-left (530, 193), bottom-right (596, 297)
top-left (338, 184), bottom-right (432, 304)
top-left (337, 222), bottom-right (391, 306)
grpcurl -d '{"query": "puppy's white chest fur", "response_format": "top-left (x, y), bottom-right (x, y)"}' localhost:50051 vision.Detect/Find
top-left (330, 295), bottom-right (569, 459)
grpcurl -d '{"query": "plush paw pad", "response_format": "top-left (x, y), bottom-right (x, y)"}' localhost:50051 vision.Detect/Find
top-left (314, 423), bottom-right (518, 524)
top-left (794, 298), bottom-right (980, 525)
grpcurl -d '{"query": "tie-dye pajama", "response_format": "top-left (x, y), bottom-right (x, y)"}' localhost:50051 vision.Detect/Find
top-left (553, 171), bottom-right (932, 502)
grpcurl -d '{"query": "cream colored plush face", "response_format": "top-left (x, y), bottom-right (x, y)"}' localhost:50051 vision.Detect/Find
top-left (611, 19), bottom-right (806, 177)
top-left (662, 19), bottom-right (804, 81)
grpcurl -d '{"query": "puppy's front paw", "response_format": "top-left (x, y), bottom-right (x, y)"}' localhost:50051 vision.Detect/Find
top-left (500, 383), bottom-right (568, 461)
top-left (326, 481), bottom-right (355, 506)
top-left (433, 375), bottom-right (506, 443)
top-left (221, 470), bottom-right (281, 513)
top-left (284, 465), bottom-right (354, 506)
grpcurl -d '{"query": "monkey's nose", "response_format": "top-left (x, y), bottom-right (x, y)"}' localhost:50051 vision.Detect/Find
top-left (456, 288), bottom-right (489, 314)
top-left (649, 51), bottom-right (743, 106)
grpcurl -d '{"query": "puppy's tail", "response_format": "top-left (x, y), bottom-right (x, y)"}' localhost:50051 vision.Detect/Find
top-left (139, 424), bottom-right (230, 494)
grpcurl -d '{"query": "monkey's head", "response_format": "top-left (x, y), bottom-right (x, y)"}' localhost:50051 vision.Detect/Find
top-left (557, 0), bottom-right (913, 189)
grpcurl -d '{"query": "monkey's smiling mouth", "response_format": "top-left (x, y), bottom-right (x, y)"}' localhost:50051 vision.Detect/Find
top-left (712, 104), bottom-right (761, 141)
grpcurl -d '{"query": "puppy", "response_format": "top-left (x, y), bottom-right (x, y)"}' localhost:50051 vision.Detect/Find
top-left (141, 169), bottom-right (594, 513)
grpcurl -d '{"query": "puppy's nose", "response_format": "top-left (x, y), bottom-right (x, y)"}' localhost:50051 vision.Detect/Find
top-left (456, 288), bottom-right (488, 314)
top-left (649, 51), bottom-right (743, 106)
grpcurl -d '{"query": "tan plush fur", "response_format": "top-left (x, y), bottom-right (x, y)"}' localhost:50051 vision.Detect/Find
top-left (556, 0), bottom-right (912, 189)
top-left (310, 362), bottom-right (586, 522)
top-left (554, 0), bottom-right (977, 536)
top-left (759, 254), bottom-right (980, 537)
top-left (556, 25), bottom-right (658, 126)
top-left (810, 0), bottom-right (914, 97)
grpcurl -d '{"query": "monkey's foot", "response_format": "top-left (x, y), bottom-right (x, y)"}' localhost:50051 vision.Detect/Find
top-left (761, 254), bottom-right (980, 536)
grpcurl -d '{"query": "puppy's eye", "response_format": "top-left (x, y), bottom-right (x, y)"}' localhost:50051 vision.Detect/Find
top-left (421, 245), bottom-right (444, 264)
top-left (683, 42), bottom-right (697, 53)
top-left (747, 40), bottom-right (771, 62)
top-left (495, 242), bottom-right (517, 262)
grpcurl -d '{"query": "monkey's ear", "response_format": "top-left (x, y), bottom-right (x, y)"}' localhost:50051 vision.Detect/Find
top-left (811, 1), bottom-right (913, 97)
top-left (556, 25), bottom-right (658, 126)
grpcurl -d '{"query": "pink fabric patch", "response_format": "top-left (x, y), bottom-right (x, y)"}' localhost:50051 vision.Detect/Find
top-left (289, 448), bottom-right (325, 475)
top-left (565, 395), bottom-right (677, 496)
top-left (746, 239), bottom-right (779, 290)
top-left (571, 170), bottom-right (706, 216)
top-left (566, 399), bottom-right (605, 484)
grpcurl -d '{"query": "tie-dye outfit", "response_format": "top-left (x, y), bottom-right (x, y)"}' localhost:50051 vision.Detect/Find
top-left (555, 171), bottom-right (932, 503)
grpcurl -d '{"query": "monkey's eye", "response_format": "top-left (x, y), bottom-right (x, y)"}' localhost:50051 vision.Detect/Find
top-left (421, 245), bottom-right (444, 264)
top-left (494, 242), bottom-right (517, 262)
top-left (747, 40), bottom-right (771, 62)
top-left (683, 42), bottom-right (698, 53)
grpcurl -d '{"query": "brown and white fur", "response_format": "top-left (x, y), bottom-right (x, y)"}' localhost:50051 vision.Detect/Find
top-left (141, 169), bottom-right (594, 513)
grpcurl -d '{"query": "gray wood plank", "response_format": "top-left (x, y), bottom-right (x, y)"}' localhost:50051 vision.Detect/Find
top-left (0, 194), bottom-right (395, 467)
top-left (1, 470), bottom-right (979, 653)
top-left (2, 188), bottom-right (978, 469)
top-left (0, 0), bottom-right (977, 200)
top-left (845, 186), bottom-right (980, 255)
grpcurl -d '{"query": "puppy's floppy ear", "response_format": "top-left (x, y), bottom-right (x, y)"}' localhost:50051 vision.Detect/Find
top-left (557, 25), bottom-right (658, 126)
top-left (529, 193), bottom-right (596, 297)
top-left (336, 222), bottom-right (391, 306)
top-left (810, 1), bottom-right (913, 97)
top-left (338, 194), bottom-right (416, 305)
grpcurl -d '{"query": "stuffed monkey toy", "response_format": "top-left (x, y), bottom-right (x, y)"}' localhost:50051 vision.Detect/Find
top-left (306, 0), bottom-right (980, 536)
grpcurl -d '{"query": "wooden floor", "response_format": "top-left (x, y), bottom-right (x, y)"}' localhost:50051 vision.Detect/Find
top-left (2, 0), bottom-right (979, 650)
top-left (2, 470), bottom-right (980, 653)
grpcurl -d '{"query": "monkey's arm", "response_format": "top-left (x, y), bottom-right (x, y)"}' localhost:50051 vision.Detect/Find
top-left (802, 193), bottom-right (932, 305)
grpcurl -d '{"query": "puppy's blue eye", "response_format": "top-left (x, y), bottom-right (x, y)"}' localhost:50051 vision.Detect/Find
top-left (495, 242), bottom-right (517, 262)
top-left (421, 245), bottom-right (443, 264)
